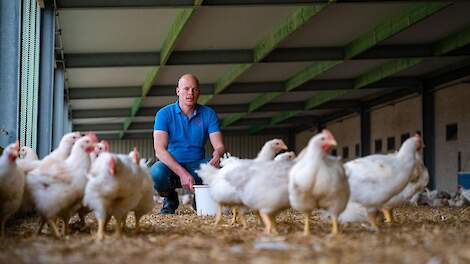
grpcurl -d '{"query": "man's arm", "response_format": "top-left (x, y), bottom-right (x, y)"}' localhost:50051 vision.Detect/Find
top-left (208, 131), bottom-right (225, 167)
top-left (153, 130), bottom-right (196, 190)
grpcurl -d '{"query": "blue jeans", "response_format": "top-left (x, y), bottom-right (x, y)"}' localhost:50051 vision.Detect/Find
top-left (150, 158), bottom-right (209, 214)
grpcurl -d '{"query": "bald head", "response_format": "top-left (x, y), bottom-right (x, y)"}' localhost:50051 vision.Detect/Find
top-left (176, 73), bottom-right (200, 110)
top-left (178, 73), bottom-right (199, 88)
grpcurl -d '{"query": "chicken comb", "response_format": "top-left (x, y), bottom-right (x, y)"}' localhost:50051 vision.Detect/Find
top-left (322, 129), bottom-right (335, 140)
top-left (132, 146), bottom-right (139, 164)
top-left (86, 132), bottom-right (98, 143)
top-left (108, 156), bottom-right (116, 176)
top-left (100, 140), bottom-right (110, 152)
top-left (15, 139), bottom-right (20, 152)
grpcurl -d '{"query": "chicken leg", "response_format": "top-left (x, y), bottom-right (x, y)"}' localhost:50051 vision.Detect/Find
top-left (367, 211), bottom-right (380, 231)
top-left (214, 204), bottom-right (223, 226)
top-left (303, 213), bottom-right (311, 236)
top-left (382, 208), bottom-right (393, 224)
top-left (47, 218), bottom-right (62, 238)
top-left (35, 218), bottom-right (45, 236)
top-left (134, 215), bottom-right (141, 234)
top-left (331, 215), bottom-right (339, 235)
top-left (259, 212), bottom-right (278, 235)
top-left (95, 218), bottom-right (106, 241)
top-left (230, 207), bottom-right (238, 225)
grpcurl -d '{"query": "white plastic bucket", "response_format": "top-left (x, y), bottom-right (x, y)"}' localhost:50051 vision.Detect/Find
top-left (193, 185), bottom-right (218, 216)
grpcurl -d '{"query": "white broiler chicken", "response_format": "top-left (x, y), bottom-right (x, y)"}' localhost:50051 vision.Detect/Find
top-left (289, 130), bottom-right (349, 236)
top-left (223, 158), bottom-right (295, 234)
top-left (84, 152), bottom-right (144, 240)
top-left (16, 132), bottom-right (81, 175)
top-left (76, 139), bottom-right (111, 228)
top-left (128, 147), bottom-right (155, 233)
top-left (339, 152), bottom-right (430, 224)
top-left (16, 147), bottom-right (39, 216)
top-left (344, 134), bottom-right (423, 230)
top-left (381, 153), bottom-right (429, 223)
top-left (90, 140), bottom-right (110, 163)
top-left (16, 146), bottom-right (40, 174)
top-left (27, 134), bottom-right (97, 237)
top-left (197, 139), bottom-right (288, 227)
top-left (0, 141), bottom-right (24, 238)
top-left (275, 151), bottom-right (296, 161)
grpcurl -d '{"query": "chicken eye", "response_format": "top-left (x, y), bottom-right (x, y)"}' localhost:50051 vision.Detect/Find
top-left (321, 137), bottom-right (325, 141)
top-left (275, 142), bottom-right (279, 145)
top-left (86, 140), bottom-right (90, 144)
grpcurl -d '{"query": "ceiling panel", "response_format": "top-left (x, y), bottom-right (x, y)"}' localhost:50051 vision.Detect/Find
top-left (175, 6), bottom-right (297, 50)
top-left (383, 3), bottom-right (470, 45)
top-left (153, 64), bottom-right (235, 85)
top-left (210, 93), bottom-right (260, 105)
top-left (67, 67), bottom-right (153, 88)
top-left (316, 59), bottom-right (391, 80)
top-left (59, 8), bottom-right (180, 53)
top-left (236, 62), bottom-right (317, 83)
top-left (280, 3), bottom-right (412, 48)
top-left (70, 98), bottom-right (135, 110)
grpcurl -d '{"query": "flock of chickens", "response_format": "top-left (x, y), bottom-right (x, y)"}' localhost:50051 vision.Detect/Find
top-left (0, 129), bottom-right (466, 240)
top-left (0, 132), bottom-right (154, 240)
top-left (197, 130), bottom-right (428, 235)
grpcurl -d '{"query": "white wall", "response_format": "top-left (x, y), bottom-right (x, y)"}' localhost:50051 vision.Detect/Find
top-left (435, 83), bottom-right (470, 192)
top-left (370, 96), bottom-right (422, 154)
top-left (325, 114), bottom-right (361, 161)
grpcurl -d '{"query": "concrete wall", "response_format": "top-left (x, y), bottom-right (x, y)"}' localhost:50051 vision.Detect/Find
top-left (325, 115), bottom-right (361, 161)
top-left (370, 96), bottom-right (422, 154)
top-left (435, 83), bottom-right (470, 192)
top-left (294, 115), bottom-right (361, 162)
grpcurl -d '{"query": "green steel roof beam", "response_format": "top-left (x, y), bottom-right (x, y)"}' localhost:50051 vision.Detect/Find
top-left (119, 1), bottom-right (203, 138)
top-left (226, 2), bottom-right (450, 129)
top-left (198, 3), bottom-right (331, 107)
top-left (252, 25), bottom-right (470, 134)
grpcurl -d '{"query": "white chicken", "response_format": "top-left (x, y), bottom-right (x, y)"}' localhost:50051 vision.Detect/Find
top-left (16, 132), bottom-right (81, 175)
top-left (90, 140), bottom-right (110, 163)
top-left (223, 158), bottom-right (295, 234)
top-left (197, 139), bottom-right (288, 227)
top-left (344, 134), bottom-right (423, 230)
top-left (128, 147), bottom-right (155, 233)
top-left (275, 151), bottom-right (296, 161)
top-left (27, 134), bottom-right (97, 237)
top-left (16, 146), bottom-right (40, 174)
top-left (288, 130), bottom-right (349, 236)
top-left (84, 152), bottom-right (144, 240)
top-left (19, 146), bottom-right (38, 160)
top-left (381, 153), bottom-right (429, 223)
top-left (338, 152), bottom-right (429, 224)
top-left (0, 141), bottom-right (24, 238)
top-left (16, 146), bottom-right (40, 215)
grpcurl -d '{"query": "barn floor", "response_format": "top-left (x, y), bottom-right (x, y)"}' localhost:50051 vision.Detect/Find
top-left (1, 205), bottom-right (470, 264)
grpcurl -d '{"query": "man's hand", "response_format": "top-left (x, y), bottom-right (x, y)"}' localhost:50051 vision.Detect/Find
top-left (180, 171), bottom-right (195, 191)
top-left (209, 150), bottom-right (222, 168)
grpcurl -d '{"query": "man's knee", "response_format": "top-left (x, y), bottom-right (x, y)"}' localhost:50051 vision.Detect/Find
top-left (150, 161), bottom-right (173, 193)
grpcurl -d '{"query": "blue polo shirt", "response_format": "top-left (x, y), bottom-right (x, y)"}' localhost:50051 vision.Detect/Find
top-left (153, 101), bottom-right (220, 163)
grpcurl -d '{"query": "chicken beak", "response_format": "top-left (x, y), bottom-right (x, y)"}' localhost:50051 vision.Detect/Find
top-left (280, 143), bottom-right (288, 151)
top-left (328, 139), bottom-right (338, 147)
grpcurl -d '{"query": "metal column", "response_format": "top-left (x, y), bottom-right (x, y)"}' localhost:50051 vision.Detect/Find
top-left (360, 107), bottom-right (371, 156)
top-left (0, 0), bottom-right (21, 147)
top-left (53, 66), bottom-right (65, 148)
top-left (422, 89), bottom-right (435, 189)
top-left (37, 2), bottom-right (55, 158)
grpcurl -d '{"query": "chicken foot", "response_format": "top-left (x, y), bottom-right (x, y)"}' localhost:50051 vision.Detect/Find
top-left (259, 212), bottom-right (278, 235)
top-left (214, 204), bottom-right (223, 226)
top-left (382, 208), bottom-right (394, 224)
top-left (303, 213), bottom-right (311, 236)
top-left (95, 218), bottom-right (106, 241)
